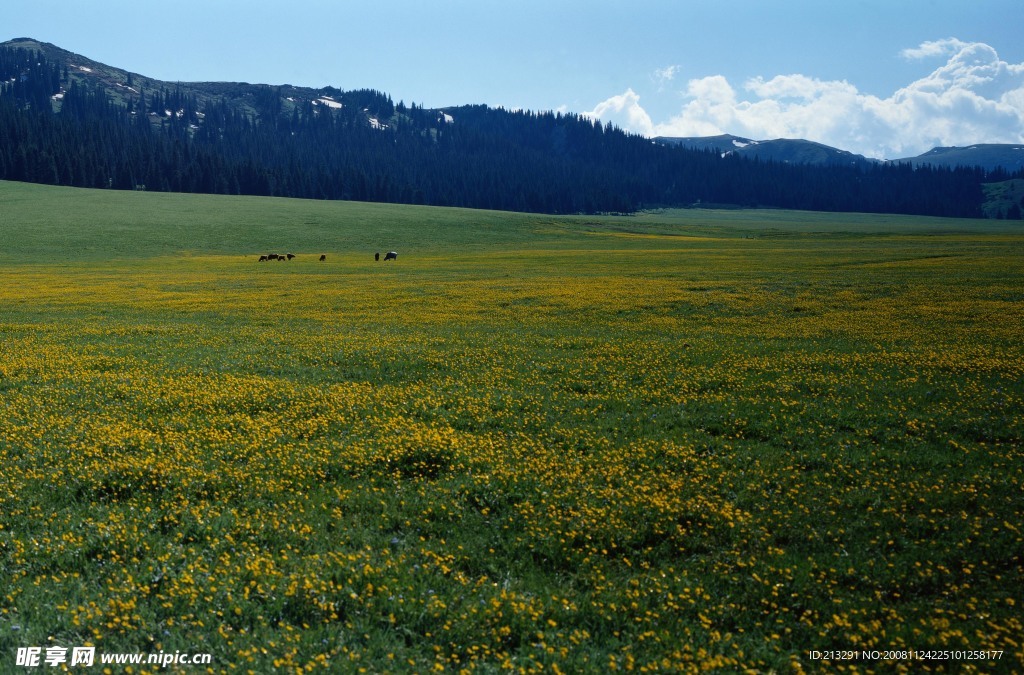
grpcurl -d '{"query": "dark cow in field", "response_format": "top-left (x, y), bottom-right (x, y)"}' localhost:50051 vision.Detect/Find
top-left (258, 255), bottom-right (268, 262)
top-left (375, 252), bottom-right (380, 261)
top-left (286, 253), bottom-right (295, 260)
top-left (319, 254), bottom-right (326, 261)
top-left (384, 251), bottom-right (398, 261)
top-left (267, 253), bottom-right (279, 260)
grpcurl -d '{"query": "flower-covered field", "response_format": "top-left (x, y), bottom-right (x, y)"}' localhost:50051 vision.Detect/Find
top-left (0, 183), bottom-right (1022, 672)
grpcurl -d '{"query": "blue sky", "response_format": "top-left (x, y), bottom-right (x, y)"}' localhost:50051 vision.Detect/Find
top-left (7, 0), bottom-right (1023, 158)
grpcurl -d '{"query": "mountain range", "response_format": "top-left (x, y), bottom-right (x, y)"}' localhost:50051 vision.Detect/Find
top-left (656, 134), bottom-right (1024, 173)
top-left (656, 135), bottom-right (877, 169)
top-left (1, 37), bottom-right (1020, 218)
top-left (894, 145), bottom-right (1024, 173)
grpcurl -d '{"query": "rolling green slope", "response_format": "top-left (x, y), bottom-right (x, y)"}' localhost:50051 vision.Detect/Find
top-left (983, 178), bottom-right (1024, 219)
top-left (1, 180), bottom-right (1013, 264)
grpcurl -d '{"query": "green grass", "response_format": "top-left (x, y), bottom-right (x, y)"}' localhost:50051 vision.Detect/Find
top-left (983, 179), bottom-right (1024, 219)
top-left (0, 181), bottom-right (1022, 673)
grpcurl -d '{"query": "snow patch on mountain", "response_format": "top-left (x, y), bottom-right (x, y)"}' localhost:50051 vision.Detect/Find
top-left (315, 97), bottom-right (342, 109)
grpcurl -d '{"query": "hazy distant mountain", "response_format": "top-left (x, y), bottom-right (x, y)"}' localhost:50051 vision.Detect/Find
top-left (660, 133), bottom-right (1024, 174)
top-left (656, 134), bottom-right (877, 169)
top-left (894, 145), bottom-right (1024, 172)
top-left (655, 134), bottom-right (757, 155)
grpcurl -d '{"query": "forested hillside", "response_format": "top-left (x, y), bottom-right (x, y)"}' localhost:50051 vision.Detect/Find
top-left (1, 39), bottom-right (1015, 217)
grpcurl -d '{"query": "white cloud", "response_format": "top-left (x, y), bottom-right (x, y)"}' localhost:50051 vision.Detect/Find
top-left (585, 39), bottom-right (1024, 159)
top-left (900, 38), bottom-right (968, 60)
top-left (745, 74), bottom-right (858, 101)
top-left (582, 88), bottom-right (655, 136)
top-left (653, 65), bottom-right (681, 85)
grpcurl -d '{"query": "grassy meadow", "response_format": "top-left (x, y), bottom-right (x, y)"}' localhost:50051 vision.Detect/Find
top-left (0, 181), bottom-right (1022, 673)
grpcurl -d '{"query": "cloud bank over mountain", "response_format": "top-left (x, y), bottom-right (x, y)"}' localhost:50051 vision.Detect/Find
top-left (586, 39), bottom-right (1024, 160)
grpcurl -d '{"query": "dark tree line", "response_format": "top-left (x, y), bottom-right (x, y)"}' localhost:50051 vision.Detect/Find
top-left (1, 44), bottom-right (1015, 217)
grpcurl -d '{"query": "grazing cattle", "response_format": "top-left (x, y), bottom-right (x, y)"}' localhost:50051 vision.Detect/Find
top-left (319, 254), bottom-right (326, 262)
top-left (267, 253), bottom-right (279, 260)
top-left (375, 252), bottom-right (380, 261)
top-left (384, 251), bottom-right (398, 261)
top-left (286, 253), bottom-right (295, 260)
top-left (258, 255), bottom-right (268, 262)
